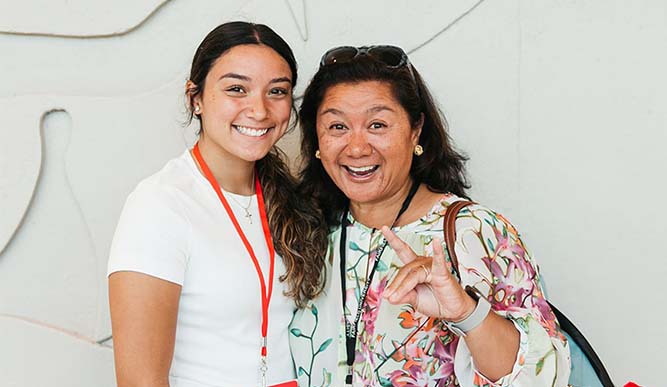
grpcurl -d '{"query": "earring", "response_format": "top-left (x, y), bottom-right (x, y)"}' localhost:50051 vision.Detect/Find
top-left (414, 145), bottom-right (424, 156)
top-left (315, 150), bottom-right (321, 159)
top-left (194, 105), bottom-right (201, 114)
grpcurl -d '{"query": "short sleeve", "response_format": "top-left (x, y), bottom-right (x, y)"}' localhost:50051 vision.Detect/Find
top-left (450, 204), bottom-right (571, 387)
top-left (107, 182), bottom-right (191, 285)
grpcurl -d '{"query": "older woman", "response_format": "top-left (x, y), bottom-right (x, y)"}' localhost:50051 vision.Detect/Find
top-left (289, 46), bottom-right (570, 387)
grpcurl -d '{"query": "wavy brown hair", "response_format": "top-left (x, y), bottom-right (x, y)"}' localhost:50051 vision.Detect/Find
top-left (299, 54), bottom-right (470, 228)
top-left (185, 21), bottom-right (328, 306)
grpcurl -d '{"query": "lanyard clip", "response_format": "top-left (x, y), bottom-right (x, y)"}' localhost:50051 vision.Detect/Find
top-left (260, 335), bottom-right (268, 387)
top-left (260, 355), bottom-right (268, 387)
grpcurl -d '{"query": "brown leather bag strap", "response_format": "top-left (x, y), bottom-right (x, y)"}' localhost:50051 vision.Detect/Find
top-left (443, 200), bottom-right (474, 278)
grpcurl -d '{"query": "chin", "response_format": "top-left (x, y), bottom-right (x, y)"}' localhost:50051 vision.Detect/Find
top-left (340, 188), bottom-right (380, 206)
top-left (240, 147), bottom-right (275, 162)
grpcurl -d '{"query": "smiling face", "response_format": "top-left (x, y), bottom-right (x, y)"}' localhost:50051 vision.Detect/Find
top-left (193, 44), bottom-right (293, 164)
top-left (316, 81), bottom-right (422, 208)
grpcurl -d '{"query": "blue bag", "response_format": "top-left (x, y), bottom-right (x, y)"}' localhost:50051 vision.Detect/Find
top-left (549, 303), bottom-right (615, 387)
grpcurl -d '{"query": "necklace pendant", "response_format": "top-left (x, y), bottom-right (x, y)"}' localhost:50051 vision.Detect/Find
top-left (245, 210), bottom-right (253, 224)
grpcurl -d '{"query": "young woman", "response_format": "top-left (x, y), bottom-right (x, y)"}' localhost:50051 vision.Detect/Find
top-left (108, 22), bottom-right (327, 387)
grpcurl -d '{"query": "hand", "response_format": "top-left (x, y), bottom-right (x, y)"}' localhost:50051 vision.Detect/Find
top-left (381, 227), bottom-right (476, 321)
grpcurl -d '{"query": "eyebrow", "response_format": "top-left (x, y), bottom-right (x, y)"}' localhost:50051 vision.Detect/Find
top-left (319, 105), bottom-right (395, 117)
top-left (219, 72), bottom-right (250, 82)
top-left (219, 73), bottom-right (292, 84)
top-left (367, 105), bottom-right (395, 114)
top-left (319, 107), bottom-right (345, 117)
top-left (270, 76), bottom-right (292, 84)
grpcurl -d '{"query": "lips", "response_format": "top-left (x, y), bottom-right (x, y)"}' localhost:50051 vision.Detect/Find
top-left (344, 165), bottom-right (379, 178)
top-left (233, 124), bottom-right (272, 137)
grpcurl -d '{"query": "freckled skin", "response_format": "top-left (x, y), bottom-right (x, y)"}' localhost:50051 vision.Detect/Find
top-left (316, 81), bottom-right (421, 209)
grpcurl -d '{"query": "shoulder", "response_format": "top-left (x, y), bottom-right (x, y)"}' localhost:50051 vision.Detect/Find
top-left (109, 152), bottom-right (196, 282)
top-left (433, 194), bottom-right (519, 233)
top-left (425, 195), bottom-right (528, 263)
top-left (125, 151), bottom-right (199, 214)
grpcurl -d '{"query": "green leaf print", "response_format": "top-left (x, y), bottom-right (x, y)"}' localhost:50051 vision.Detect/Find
top-left (349, 241), bottom-right (362, 251)
top-left (486, 237), bottom-right (495, 252)
top-left (293, 308), bottom-right (327, 387)
top-left (376, 259), bottom-right (388, 272)
top-left (290, 328), bottom-right (303, 337)
top-left (514, 316), bottom-right (529, 331)
top-left (379, 376), bottom-right (393, 387)
top-left (536, 357), bottom-right (544, 375)
top-left (536, 348), bottom-right (555, 376)
top-left (317, 338), bottom-right (333, 354)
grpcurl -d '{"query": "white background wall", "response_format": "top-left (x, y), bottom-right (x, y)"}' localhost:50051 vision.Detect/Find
top-left (1, 1), bottom-right (664, 386)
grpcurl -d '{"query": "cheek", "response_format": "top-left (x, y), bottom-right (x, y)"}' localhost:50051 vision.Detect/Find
top-left (203, 91), bottom-right (218, 107)
top-left (383, 139), bottom-right (414, 171)
top-left (317, 134), bottom-right (339, 157)
top-left (204, 94), bottom-right (241, 117)
top-left (270, 100), bottom-right (293, 122)
top-left (316, 138), bottom-right (340, 170)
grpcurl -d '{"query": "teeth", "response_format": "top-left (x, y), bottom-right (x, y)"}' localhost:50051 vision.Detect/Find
top-left (234, 125), bottom-right (270, 137)
top-left (348, 166), bottom-right (376, 173)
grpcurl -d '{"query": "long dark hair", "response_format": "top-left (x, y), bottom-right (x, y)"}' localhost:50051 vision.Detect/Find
top-left (298, 54), bottom-right (470, 228)
top-left (186, 21), bottom-right (328, 307)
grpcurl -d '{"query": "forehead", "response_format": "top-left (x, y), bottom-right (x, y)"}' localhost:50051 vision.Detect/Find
top-left (207, 44), bottom-right (292, 81)
top-left (318, 81), bottom-right (401, 114)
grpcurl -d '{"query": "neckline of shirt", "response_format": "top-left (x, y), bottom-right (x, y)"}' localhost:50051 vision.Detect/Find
top-left (183, 149), bottom-right (257, 200)
top-left (346, 193), bottom-right (460, 233)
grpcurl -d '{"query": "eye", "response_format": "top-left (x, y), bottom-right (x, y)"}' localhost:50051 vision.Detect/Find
top-left (269, 87), bottom-right (289, 96)
top-left (369, 121), bottom-right (387, 129)
top-left (329, 123), bottom-right (347, 131)
top-left (225, 85), bottom-right (246, 94)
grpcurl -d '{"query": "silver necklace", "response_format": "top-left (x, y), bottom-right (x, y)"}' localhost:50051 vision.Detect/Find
top-left (228, 193), bottom-right (253, 224)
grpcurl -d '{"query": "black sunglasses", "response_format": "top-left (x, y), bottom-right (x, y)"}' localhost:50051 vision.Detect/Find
top-left (319, 45), bottom-right (417, 84)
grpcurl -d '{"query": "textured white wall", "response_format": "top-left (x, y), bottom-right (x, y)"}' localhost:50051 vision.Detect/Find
top-left (0, 1), bottom-right (664, 386)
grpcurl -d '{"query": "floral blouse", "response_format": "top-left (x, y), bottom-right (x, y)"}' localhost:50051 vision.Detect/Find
top-left (289, 195), bottom-right (571, 387)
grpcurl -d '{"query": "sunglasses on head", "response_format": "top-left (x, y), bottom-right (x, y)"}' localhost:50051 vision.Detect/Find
top-left (320, 45), bottom-right (409, 67)
top-left (319, 45), bottom-right (418, 84)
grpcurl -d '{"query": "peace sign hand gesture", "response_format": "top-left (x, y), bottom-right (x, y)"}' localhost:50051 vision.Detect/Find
top-left (381, 226), bottom-right (476, 321)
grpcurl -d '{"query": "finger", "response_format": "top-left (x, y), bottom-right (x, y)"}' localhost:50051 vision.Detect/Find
top-left (385, 258), bottom-right (430, 297)
top-left (387, 289), bottom-right (418, 307)
top-left (380, 226), bottom-right (417, 264)
top-left (386, 267), bottom-right (427, 304)
top-left (431, 238), bottom-right (451, 277)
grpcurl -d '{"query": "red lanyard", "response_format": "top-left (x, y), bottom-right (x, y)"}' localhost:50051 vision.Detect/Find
top-left (193, 142), bottom-right (275, 359)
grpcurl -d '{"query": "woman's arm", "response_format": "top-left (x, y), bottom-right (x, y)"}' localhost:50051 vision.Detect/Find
top-left (454, 299), bottom-right (520, 380)
top-left (109, 271), bottom-right (181, 387)
top-left (381, 231), bottom-right (519, 380)
top-left (382, 204), bottom-right (571, 387)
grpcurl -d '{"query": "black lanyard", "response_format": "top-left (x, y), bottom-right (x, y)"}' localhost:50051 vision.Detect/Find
top-left (339, 180), bottom-right (420, 385)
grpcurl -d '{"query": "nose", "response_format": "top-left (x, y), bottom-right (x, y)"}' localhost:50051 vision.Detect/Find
top-left (246, 94), bottom-right (269, 121)
top-left (346, 128), bottom-right (372, 157)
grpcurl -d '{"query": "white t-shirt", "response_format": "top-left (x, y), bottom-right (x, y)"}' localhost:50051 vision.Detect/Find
top-left (108, 150), bottom-right (296, 387)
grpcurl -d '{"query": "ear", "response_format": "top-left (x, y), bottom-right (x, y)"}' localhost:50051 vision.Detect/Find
top-left (411, 113), bottom-right (424, 145)
top-left (185, 80), bottom-right (201, 110)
